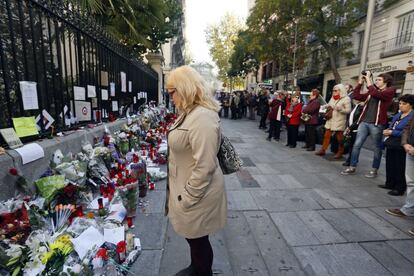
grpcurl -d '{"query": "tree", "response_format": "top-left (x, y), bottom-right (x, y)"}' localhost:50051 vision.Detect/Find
top-left (68, 0), bottom-right (182, 57)
top-left (302, 0), bottom-right (366, 83)
top-left (205, 13), bottom-right (245, 90)
top-left (228, 30), bottom-right (259, 78)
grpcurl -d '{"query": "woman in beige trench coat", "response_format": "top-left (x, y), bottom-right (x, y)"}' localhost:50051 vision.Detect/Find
top-left (316, 83), bottom-right (351, 158)
top-left (165, 66), bottom-right (227, 276)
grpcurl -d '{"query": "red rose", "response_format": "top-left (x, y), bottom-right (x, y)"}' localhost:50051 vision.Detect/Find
top-left (9, 168), bottom-right (18, 176)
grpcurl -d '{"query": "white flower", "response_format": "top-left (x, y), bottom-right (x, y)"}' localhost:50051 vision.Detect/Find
top-left (5, 244), bottom-right (23, 258)
top-left (72, 264), bottom-right (82, 273)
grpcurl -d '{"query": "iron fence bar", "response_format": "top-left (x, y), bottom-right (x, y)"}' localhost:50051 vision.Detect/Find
top-left (53, 18), bottom-right (66, 128)
top-left (37, 10), bottom-right (51, 119)
top-left (46, 17), bottom-right (59, 125)
top-left (68, 29), bottom-right (75, 99)
top-left (6, 0), bottom-right (24, 114)
top-left (61, 27), bottom-right (70, 113)
top-left (0, 23), bottom-right (14, 127)
top-left (28, 1), bottom-right (45, 131)
top-left (17, 0), bottom-right (29, 80)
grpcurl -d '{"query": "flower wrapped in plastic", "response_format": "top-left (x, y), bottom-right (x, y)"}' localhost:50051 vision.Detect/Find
top-left (115, 180), bottom-right (138, 217)
top-left (0, 200), bottom-right (30, 243)
top-left (55, 160), bottom-right (88, 186)
top-left (35, 175), bottom-right (67, 204)
top-left (130, 161), bottom-right (148, 198)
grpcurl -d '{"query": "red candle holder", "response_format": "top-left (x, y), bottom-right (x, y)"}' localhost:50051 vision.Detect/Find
top-left (76, 205), bottom-right (83, 217)
top-left (149, 182), bottom-right (155, 190)
top-left (127, 216), bottom-right (134, 228)
top-left (97, 198), bottom-right (104, 209)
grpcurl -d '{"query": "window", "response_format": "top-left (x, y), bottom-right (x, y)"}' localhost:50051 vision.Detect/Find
top-left (396, 11), bottom-right (414, 46)
top-left (357, 31), bottom-right (364, 56)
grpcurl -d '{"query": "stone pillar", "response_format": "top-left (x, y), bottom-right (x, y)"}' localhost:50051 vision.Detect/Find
top-left (146, 52), bottom-right (164, 104)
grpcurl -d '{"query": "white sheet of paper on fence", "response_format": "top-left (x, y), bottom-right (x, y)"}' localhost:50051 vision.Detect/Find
top-left (101, 89), bottom-right (108, 100)
top-left (112, 101), bottom-right (118, 111)
top-left (133, 96), bottom-right (137, 104)
top-left (71, 226), bottom-right (104, 259)
top-left (87, 85), bottom-right (96, 98)
top-left (19, 81), bottom-right (39, 110)
top-left (15, 143), bottom-right (45, 164)
top-left (74, 101), bottom-right (91, 121)
top-left (121, 72), bottom-right (126, 92)
top-left (104, 226), bottom-right (125, 245)
top-left (74, 86), bottom-right (86, 101)
top-left (110, 82), bottom-right (115, 96)
top-left (128, 81), bottom-right (132, 92)
top-left (35, 109), bottom-right (55, 130)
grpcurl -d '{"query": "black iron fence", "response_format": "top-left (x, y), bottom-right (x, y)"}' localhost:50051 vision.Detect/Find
top-left (0, 0), bottom-right (158, 138)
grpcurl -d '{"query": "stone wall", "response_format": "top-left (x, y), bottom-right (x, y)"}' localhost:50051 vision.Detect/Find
top-left (0, 119), bottom-right (126, 201)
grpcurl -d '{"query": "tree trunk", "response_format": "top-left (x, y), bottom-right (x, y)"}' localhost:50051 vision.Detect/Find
top-left (321, 41), bottom-right (341, 84)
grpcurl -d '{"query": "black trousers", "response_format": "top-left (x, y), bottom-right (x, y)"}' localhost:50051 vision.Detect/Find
top-left (268, 119), bottom-right (281, 139)
top-left (186, 235), bottom-right (213, 276)
top-left (305, 124), bottom-right (317, 149)
top-left (259, 112), bottom-right (268, 128)
top-left (287, 124), bottom-right (299, 147)
top-left (223, 107), bottom-right (229, 118)
top-left (385, 147), bottom-right (407, 192)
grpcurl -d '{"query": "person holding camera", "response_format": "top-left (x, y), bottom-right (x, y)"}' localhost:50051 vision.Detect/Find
top-left (341, 71), bottom-right (396, 177)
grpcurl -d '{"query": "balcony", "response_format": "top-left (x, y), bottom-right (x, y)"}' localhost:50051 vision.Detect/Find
top-left (380, 33), bottom-right (414, 58)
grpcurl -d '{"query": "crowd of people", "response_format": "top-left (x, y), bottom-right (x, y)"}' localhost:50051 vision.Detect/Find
top-left (216, 71), bottom-right (414, 237)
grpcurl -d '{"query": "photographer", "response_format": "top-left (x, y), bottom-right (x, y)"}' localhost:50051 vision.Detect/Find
top-left (341, 71), bottom-right (396, 177)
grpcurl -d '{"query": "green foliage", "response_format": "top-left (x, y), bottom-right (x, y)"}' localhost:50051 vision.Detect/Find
top-left (205, 13), bottom-right (245, 87)
top-left (68, 0), bottom-right (183, 56)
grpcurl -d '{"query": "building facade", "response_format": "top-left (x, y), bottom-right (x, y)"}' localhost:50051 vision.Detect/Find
top-left (270, 0), bottom-right (414, 100)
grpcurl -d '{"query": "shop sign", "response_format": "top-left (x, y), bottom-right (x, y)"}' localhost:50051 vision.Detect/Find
top-left (366, 62), bottom-right (398, 74)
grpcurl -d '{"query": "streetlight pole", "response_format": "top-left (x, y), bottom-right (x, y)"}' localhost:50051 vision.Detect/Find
top-left (292, 21), bottom-right (298, 88)
top-left (359, 0), bottom-right (375, 73)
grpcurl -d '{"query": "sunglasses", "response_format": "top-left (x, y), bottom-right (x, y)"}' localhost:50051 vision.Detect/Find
top-left (167, 88), bottom-right (176, 96)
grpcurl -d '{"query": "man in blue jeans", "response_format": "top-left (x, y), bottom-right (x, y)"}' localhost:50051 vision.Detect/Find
top-left (341, 71), bottom-right (396, 177)
top-left (385, 113), bottom-right (414, 236)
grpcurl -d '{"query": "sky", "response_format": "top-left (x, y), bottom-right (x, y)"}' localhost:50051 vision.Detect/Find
top-left (185, 0), bottom-right (248, 64)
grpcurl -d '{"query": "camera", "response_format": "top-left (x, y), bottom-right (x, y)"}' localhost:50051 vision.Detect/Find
top-left (361, 70), bottom-right (370, 76)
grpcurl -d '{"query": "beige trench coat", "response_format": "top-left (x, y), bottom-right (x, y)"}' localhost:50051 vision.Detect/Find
top-left (324, 92), bottom-right (352, 131)
top-left (166, 105), bottom-right (227, 239)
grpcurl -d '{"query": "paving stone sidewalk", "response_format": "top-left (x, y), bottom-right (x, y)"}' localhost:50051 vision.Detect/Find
top-left (130, 117), bottom-right (414, 276)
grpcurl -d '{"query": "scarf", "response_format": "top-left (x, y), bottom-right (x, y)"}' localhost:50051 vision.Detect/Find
top-left (333, 94), bottom-right (341, 100)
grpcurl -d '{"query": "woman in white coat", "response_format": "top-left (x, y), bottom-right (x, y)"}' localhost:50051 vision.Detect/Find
top-left (316, 84), bottom-right (352, 159)
top-left (166, 66), bottom-right (227, 276)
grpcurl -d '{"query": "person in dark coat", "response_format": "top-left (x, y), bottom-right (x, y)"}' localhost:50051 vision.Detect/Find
top-left (379, 94), bottom-right (414, 196)
top-left (302, 89), bottom-right (321, 151)
top-left (258, 90), bottom-right (270, 129)
top-left (266, 92), bottom-right (284, 141)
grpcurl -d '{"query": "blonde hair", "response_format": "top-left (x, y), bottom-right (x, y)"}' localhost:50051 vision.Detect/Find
top-left (166, 66), bottom-right (220, 113)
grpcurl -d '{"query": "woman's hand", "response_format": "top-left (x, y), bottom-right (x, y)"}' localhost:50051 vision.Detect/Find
top-left (383, 129), bottom-right (392, 136)
top-left (403, 144), bottom-right (414, 155)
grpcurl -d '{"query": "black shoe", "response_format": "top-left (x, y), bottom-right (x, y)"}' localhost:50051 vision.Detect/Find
top-left (302, 145), bottom-right (308, 149)
top-left (285, 144), bottom-right (290, 147)
top-left (306, 147), bottom-right (315, 151)
top-left (342, 162), bottom-right (350, 166)
top-left (378, 184), bottom-right (392, 190)
top-left (174, 265), bottom-right (196, 276)
top-left (388, 190), bottom-right (405, 196)
top-left (273, 138), bottom-right (280, 141)
top-left (266, 137), bottom-right (271, 141)
top-left (289, 145), bottom-right (296, 148)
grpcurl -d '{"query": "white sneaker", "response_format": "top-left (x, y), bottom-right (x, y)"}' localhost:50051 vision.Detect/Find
top-left (364, 170), bottom-right (377, 178)
top-left (341, 167), bottom-right (356, 175)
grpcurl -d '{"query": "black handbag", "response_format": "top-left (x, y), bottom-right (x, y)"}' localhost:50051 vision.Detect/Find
top-left (217, 134), bottom-right (243, 174)
top-left (384, 136), bottom-right (402, 149)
